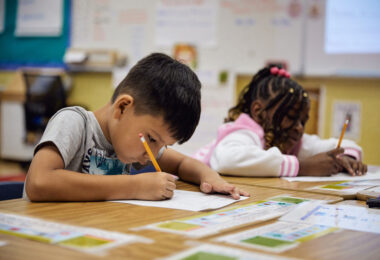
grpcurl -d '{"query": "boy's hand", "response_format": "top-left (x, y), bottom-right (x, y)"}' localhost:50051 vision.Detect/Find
top-left (199, 177), bottom-right (250, 200)
top-left (133, 172), bottom-right (177, 200)
top-left (299, 148), bottom-right (344, 176)
top-left (336, 155), bottom-right (367, 176)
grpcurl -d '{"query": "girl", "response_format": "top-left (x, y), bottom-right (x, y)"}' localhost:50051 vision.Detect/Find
top-left (194, 66), bottom-right (367, 177)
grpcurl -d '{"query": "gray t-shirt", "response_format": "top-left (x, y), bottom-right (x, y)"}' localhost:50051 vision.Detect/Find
top-left (36, 106), bottom-right (162, 174)
top-left (24, 106), bottom-right (161, 199)
top-left (36, 106), bottom-right (131, 174)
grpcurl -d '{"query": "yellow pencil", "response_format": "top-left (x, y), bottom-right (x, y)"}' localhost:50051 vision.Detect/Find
top-left (139, 133), bottom-right (162, 172)
top-left (337, 119), bottom-right (349, 148)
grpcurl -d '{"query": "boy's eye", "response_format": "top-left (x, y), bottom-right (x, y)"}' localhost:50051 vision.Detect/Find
top-left (147, 135), bottom-right (156, 143)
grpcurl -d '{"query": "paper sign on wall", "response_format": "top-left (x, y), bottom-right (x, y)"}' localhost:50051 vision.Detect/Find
top-left (332, 101), bottom-right (361, 141)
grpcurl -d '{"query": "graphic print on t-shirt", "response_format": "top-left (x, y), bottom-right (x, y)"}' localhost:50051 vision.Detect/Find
top-left (82, 147), bottom-right (127, 175)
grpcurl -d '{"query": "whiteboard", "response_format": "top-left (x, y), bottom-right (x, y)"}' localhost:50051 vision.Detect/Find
top-left (304, 0), bottom-right (380, 76)
top-left (71, 0), bottom-right (304, 74)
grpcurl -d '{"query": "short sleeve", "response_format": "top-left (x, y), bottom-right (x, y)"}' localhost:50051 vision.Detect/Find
top-left (35, 110), bottom-right (86, 167)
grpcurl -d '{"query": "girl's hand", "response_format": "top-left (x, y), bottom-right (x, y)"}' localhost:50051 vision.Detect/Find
top-left (336, 155), bottom-right (367, 176)
top-left (298, 148), bottom-right (344, 176)
top-left (199, 177), bottom-right (250, 200)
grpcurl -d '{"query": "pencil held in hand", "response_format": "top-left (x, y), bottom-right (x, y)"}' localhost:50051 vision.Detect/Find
top-left (139, 133), bottom-right (162, 172)
top-left (337, 119), bottom-right (349, 148)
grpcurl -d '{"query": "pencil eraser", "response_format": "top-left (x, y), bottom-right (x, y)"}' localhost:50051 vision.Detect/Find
top-left (138, 133), bottom-right (143, 138)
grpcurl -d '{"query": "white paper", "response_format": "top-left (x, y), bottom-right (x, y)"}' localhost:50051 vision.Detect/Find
top-left (0, 0), bottom-right (4, 34)
top-left (63, 50), bottom-right (87, 64)
top-left (136, 195), bottom-right (325, 238)
top-left (216, 221), bottom-right (338, 253)
top-left (155, 0), bottom-right (217, 46)
top-left (283, 171), bottom-right (380, 182)
top-left (0, 212), bottom-right (151, 255)
top-left (112, 190), bottom-right (248, 211)
top-left (163, 243), bottom-right (296, 260)
top-left (15, 0), bottom-right (63, 36)
top-left (362, 186), bottom-right (380, 193)
top-left (280, 201), bottom-right (380, 234)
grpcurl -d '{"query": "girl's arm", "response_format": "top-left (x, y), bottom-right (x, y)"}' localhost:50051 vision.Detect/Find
top-left (209, 129), bottom-right (298, 177)
top-left (298, 134), bottom-right (366, 176)
top-left (298, 133), bottom-right (362, 161)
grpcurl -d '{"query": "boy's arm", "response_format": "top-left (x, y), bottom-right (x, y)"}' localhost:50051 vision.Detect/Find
top-left (26, 144), bottom-right (176, 201)
top-left (158, 148), bottom-right (250, 199)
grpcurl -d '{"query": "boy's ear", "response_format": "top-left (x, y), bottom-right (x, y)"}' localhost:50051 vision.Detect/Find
top-left (250, 100), bottom-right (266, 124)
top-left (113, 94), bottom-right (134, 119)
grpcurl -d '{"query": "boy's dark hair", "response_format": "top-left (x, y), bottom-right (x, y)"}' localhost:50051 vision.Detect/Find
top-left (112, 53), bottom-right (201, 144)
top-left (226, 65), bottom-right (309, 150)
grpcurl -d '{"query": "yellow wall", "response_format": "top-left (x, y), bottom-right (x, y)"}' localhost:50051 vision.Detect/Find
top-left (0, 71), bottom-right (16, 88)
top-left (0, 71), bottom-right (114, 112)
top-left (236, 75), bottom-right (380, 165)
top-left (67, 72), bottom-right (113, 111)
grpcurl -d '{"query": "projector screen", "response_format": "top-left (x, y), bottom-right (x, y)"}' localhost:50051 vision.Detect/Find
top-left (304, 0), bottom-right (380, 76)
top-left (325, 0), bottom-right (380, 54)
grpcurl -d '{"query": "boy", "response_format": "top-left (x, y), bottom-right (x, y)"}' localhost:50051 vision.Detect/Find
top-left (25, 53), bottom-right (249, 201)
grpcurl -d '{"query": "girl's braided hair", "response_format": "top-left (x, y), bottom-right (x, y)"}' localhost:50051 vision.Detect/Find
top-left (225, 66), bottom-right (309, 151)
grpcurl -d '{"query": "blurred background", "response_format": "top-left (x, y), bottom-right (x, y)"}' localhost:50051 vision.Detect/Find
top-left (0, 0), bottom-right (379, 183)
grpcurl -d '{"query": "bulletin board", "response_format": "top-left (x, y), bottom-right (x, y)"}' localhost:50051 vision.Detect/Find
top-left (70, 0), bottom-right (305, 74)
top-left (0, 0), bottom-right (71, 69)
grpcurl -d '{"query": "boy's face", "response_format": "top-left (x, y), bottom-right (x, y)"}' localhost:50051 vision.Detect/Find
top-left (110, 100), bottom-right (177, 165)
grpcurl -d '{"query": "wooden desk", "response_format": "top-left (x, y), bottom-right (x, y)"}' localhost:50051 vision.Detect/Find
top-left (335, 200), bottom-right (368, 207)
top-left (223, 176), bottom-right (363, 199)
top-left (1, 181), bottom-right (378, 260)
top-left (210, 215), bottom-right (380, 260)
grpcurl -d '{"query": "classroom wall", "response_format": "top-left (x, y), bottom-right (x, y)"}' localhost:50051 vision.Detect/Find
top-left (296, 77), bottom-right (380, 166)
top-left (67, 72), bottom-right (113, 111)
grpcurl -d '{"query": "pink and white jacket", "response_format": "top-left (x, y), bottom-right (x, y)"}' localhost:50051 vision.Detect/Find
top-left (193, 113), bottom-right (362, 177)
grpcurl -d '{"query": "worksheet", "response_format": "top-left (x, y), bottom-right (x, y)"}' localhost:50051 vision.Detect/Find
top-left (0, 212), bottom-right (151, 255)
top-left (134, 195), bottom-right (324, 238)
top-left (163, 243), bottom-right (297, 260)
top-left (357, 186), bottom-right (380, 200)
top-left (280, 201), bottom-right (380, 234)
top-left (111, 190), bottom-right (248, 211)
top-left (309, 180), bottom-right (376, 194)
top-left (215, 221), bottom-right (339, 253)
top-left (283, 171), bottom-right (380, 182)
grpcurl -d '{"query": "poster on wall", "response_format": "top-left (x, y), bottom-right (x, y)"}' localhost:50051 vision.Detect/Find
top-left (15, 0), bottom-right (63, 36)
top-left (155, 0), bottom-right (218, 46)
top-left (332, 101), bottom-right (361, 141)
